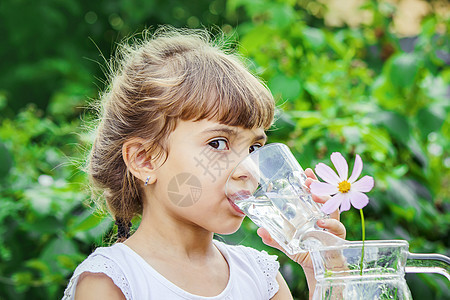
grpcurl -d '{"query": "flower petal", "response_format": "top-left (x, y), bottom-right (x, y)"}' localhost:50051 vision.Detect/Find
top-left (348, 154), bottom-right (363, 183)
top-left (331, 152), bottom-right (348, 181)
top-left (339, 193), bottom-right (351, 212)
top-left (315, 163), bottom-right (340, 185)
top-left (321, 193), bottom-right (344, 214)
top-left (349, 191), bottom-right (369, 209)
top-left (352, 176), bottom-right (374, 193)
top-left (310, 181), bottom-right (338, 196)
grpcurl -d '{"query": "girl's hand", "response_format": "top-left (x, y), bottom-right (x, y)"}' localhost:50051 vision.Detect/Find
top-left (257, 168), bottom-right (346, 293)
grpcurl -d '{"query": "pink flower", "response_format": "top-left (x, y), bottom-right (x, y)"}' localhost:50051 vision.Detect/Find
top-left (310, 152), bottom-right (374, 214)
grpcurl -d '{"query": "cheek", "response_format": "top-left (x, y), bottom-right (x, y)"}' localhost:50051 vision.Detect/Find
top-left (164, 172), bottom-right (204, 208)
top-left (191, 152), bottom-right (237, 183)
top-left (159, 153), bottom-right (230, 208)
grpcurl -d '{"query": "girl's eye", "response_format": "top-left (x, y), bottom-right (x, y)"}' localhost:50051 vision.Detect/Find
top-left (249, 144), bottom-right (262, 153)
top-left (208, 139), bottom-right (229, 150)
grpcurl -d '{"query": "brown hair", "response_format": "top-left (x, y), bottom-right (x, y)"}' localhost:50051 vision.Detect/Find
top-left (88, 27), bottom-right (275, 240)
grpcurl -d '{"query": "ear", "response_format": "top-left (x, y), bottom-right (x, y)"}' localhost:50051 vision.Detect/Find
top-left (122, 138), bottom-right (157, 186)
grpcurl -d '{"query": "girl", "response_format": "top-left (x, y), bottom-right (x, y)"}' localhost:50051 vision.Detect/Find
top-left (63, 27), bottom-right (346, 300)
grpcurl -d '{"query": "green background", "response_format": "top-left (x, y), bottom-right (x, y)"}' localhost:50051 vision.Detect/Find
top-left (0, 0), bottom-right (448, 299)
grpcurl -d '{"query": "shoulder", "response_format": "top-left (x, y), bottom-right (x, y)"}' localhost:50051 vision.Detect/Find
top-left (63, 244), bottom-right (132, 300)
top-left (271, 272), bottom-right (293, 300)
top-left (75, 272), bottom-right (126, 300)
top-left (224, 243), bottom-right (292, 300)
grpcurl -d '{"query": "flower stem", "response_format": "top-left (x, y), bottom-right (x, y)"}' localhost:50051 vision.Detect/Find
top-left (359, 208), bottom-right (365, 276)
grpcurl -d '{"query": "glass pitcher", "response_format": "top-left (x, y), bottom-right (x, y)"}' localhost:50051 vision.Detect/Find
top-left (310, 239), bottom-right (450, 300)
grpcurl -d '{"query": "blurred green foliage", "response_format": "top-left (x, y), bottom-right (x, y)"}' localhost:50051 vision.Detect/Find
top-left (0, 0), bottom-right (448, 299)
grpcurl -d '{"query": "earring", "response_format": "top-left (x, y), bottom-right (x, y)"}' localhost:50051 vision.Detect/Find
top-left (144, 176), bottom-right (151, 186)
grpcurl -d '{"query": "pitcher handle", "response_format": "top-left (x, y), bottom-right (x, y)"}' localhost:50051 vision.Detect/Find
top-left (406, 252), bottom-right (450, 280)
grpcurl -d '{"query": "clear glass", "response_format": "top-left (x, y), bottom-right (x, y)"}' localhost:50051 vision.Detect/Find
top-left (225, 143), bottom-right (330, 255)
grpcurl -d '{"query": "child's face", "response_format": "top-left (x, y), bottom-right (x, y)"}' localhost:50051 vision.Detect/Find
top-left (149, 119), bottom-right (267, 234)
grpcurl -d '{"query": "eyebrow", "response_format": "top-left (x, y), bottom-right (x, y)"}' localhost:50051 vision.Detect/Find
top-left (201, 126), bottom-right (267, 143)
top-left (201, 127), bottom-right (239, 136)
top-left (254, 133), bottom-right (268, 143)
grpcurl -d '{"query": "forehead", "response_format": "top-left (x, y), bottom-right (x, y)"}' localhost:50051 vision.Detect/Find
top-left (171, 119), bottom-right (266, 141)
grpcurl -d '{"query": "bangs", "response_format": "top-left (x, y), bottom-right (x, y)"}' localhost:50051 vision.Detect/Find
top-left (167, 49), bottom-right (275, 130)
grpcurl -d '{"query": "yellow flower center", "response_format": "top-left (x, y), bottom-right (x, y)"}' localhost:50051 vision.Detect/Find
top-left (338, 180), bottom-right (351, 193)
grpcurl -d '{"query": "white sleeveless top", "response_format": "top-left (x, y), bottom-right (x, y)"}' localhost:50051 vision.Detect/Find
top-left (62, 240), bottom-right (280, 299)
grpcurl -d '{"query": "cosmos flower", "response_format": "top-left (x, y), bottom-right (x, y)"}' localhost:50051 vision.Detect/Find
top-left (310, 152), bottom-right (374, 214)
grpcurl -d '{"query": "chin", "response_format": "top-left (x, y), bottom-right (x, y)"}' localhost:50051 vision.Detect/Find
top-left (214, 219), bottom-right (244, 235)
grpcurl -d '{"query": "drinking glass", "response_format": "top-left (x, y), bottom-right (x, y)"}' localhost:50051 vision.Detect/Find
top-left (225, 143), bottom-right (330, 255)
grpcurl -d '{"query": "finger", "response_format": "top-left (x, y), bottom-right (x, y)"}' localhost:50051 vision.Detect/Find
top-left (305, 168), bottom-right (317, 180)
top-left (257, 228), bottom-right (286, 253)
top-left (317, 219), bottom-right (346, 239)
top-left (329, 208), bottom-right (340, 221)
top-left (312, 193), bottom-right (330, 204)
top-left (257, 228), bottom-right (309, 266)
top-left (304, 177), bottom-right (330, 204)
top-left (304, 177), bottom-right (314, 188)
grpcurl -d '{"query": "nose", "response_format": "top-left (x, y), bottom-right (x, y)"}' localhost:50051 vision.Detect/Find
top-left (231, 163), bottom-right (252, 181)
top-left (226, 159), bottom-right (260, 199)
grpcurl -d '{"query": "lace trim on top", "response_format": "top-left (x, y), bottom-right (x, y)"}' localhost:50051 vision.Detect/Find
top-left (62, 254), bottom-right (132, 300)
top-left (236, 244), bottom-right (280, 298)
top-left (254, 250), bottom-right (280, 298)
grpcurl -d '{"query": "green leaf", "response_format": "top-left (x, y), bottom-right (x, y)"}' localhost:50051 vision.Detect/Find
top-left (268, 74), bottom-right (302, 101)
top-left (69, 210), bottom-right (106, 234)
top-left (228, 0), bottom-right (266, 18)
top-left (239, 25), bottom-right (276, 65)
top-left (407, 136), bottom-right (428, 169)
top-left (0, 142), bottom-right (13, 180)
top-left (25, 259), bottom-right (50, 274)
top-left (304, 81), bottom-right (327, 101)
top-left (372, 75), bottom-right (400, 110)
top-left (325, 31), bottom-right (346, 57)
top-left (40, 237), bottom-right (78, 275)
top-left (302, 26), bottom-right (326, 51)
top-left (288, 111), bottom-right (322, 128)
top-left (392, 180), bottom-right (423, 210)
top-left (25, 188), bottom-right (53, 216)
top-left (56, 254), bottom-right (85, 270)
top-left (268, 3), bottom-right (296, 28)
top-left (391, 164), bottom-right (409, 177)
top-left (372, 111), bottom-right (411, 145)
top-left (0, 91), bottom-right (7, 110)
top-left (388, 53), bottom-right (421, 89)
top-left (270, 111), bottom-right (296, 140)
top-left (12, 272), bottom-right (33, 292)
top-left (361, 127), bottom-right (393, 161)
top-left (341, 126), bottom-right (362, 144)
top-left (20, 216), bottom-right (61, 235)
top-left (416, 105), bottom-right (447, 139)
